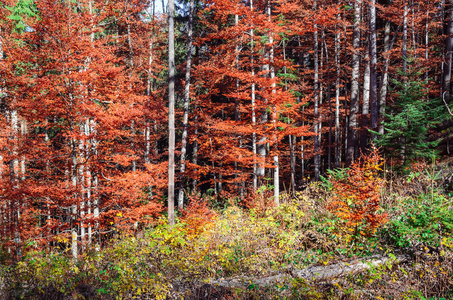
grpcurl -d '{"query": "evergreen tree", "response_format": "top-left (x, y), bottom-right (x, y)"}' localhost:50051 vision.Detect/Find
top-left (374, 61), bottom-right (442, 169)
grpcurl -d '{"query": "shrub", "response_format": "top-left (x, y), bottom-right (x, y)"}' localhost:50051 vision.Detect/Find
top-left (385, 192), bottom-right (453, 248)
top-left (328, 146), bottom-right (387, 239)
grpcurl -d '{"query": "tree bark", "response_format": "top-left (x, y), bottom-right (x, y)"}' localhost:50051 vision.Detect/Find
top-left (403, 1), bottom-right (408, 74)
top-left (268, 0), bottom-right (279, 204)
top-left (313, 0), bottom-right (320, 181)
top-left (251, 0), bottom-right (258, 191)
top-left (347, 0), bottom-right (361, 166)
top-left (334, 13), bottom-right (341, 168)
top-left (369, 0), bottom-right (378, 136)
top-left (443, 0), bottom-right (453, 101)
top-left (379, 24), bottom-right (399, 135)
top-left (168, 0), bottom-right (175, 226)
top-left (178, 0), bottom-right (194, 209)
top-left (209, 255), bottom-right (411, 289)
top-left (362, 35), bottom-right (370, 151)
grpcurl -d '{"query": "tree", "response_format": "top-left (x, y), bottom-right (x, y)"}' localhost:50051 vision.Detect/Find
top-left (0, 0), bottom-right (165, 257)
top-left (374, 64), bottom-right (442, 168)
top-left (168, 0), bottom-right (176, 225)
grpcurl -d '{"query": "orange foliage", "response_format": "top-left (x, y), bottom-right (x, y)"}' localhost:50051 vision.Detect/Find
top-left (180, 194), bottom-right (217, 237)
top-left (241, 187), bottom-right (276, 213)
top-left (328, 146), bottom-right (387, 237)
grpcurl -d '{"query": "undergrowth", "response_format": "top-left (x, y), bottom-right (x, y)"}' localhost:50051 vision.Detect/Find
top-left (0, 157), bottom-right (452, 299)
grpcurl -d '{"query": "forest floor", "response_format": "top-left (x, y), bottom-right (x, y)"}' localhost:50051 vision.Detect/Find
top-left (1, 159), bottom-right (453, 299)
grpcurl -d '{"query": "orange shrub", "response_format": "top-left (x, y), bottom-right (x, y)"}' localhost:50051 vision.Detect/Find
top-left (180, 194), bottom-right (217, 237)
top-left (328, 146), bottom-right (387, 237)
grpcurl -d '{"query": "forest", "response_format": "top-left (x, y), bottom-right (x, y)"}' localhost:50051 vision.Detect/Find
top-left (0, 0), bottom-right (453, 298)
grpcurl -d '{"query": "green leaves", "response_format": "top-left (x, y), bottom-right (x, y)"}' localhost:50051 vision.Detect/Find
top-left (386, 193), bottom-right (453, 248)
top-left (6, 0), bottom-right (38, 33)
top-left (373, 61), bottom-right (443, 170)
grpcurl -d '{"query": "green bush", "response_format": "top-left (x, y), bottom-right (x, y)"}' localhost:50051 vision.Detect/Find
top-left (384, 192), bottom-right (453, 248)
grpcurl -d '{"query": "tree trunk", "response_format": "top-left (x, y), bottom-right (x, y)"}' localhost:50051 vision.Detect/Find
top-left (443, 0), bottom-right (453, 101)
top-left (347, 0), bottom-right (361, 166)
top-left (362, 35), bottom-right (370, 151)
top-left (323, 32), bottom-right (333, 170)
top-left (369, 0), bottom-right (378, 136)
top-left (334, 13), bottom-right (341, 168)
top-left (71, 131), bottom-right (78, 262)
top-left (314, 0), bottom-right (320, 181)
top-left (268, 1), bottom-right (279, 204)
top-left (178, 0), bottom-right (194, 209)
top-left (209, 255), bottom-right (411, 289)
top-left (403, 1), bottom-right (408, 74)
top-left (251, 0), bottom-right (258, 191)
top-left (379, 23), bottom-right (399, 135)
top-left (168, 0), bottom-right (175, 226)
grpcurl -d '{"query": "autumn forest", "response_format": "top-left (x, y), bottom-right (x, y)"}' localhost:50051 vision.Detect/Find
top-left (1, 0), bottom-right (453, 297)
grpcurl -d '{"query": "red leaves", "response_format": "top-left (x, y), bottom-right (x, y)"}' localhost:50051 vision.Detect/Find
top-left (328, 146), bottom-right (388, 237)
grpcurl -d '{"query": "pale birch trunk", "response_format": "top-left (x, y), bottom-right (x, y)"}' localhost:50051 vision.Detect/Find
top-left (379, 22), bottom-right (391, 135)
top-left (178, 0), bottom-right (195, 209)
top-left (86, 121), bottom-right (92, 243)
top-left (361, 17), bottom-right (370, 151)
top-left (11, 109), bottom-right (21, 255)
top-left (192, 113), bottom-right (198, 191)
top-left (267, 1), bottom-right (278, 204)
top-left (251, 0), bottom-right (258, 191)
top-left (313, 0), bottom-right (320, 181)
top-left (403, 2), bottom-right (408, 73)
top-left (425, 6), bottom-right (429, 83)
top-left (347, 0), bottom-right (361, 166)
top-left (71, 129), bottom-right (78, 262)
top-left (234, 13), bottom-right (243, 198)
top-left (78, 123), bottom-right (85, 247)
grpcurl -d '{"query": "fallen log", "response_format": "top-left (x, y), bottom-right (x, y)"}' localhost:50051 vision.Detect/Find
top-left (209, 254), bottom-right (411, 289)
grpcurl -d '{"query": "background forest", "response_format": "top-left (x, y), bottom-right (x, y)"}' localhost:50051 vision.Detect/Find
top-left (0, 0), bottom-right (453, 298)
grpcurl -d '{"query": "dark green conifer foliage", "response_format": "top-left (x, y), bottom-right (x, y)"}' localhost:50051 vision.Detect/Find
top-left (374, 63), bottom-right (442, 169)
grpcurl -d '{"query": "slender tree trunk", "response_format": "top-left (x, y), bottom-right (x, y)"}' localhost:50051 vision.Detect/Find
top-left (343, 13), bottom-right (349, 163)
top-left (79, 124), bottom-right (85, 248)
top-left (0, 28), bottom-right (3, 60)
top-left (411, 0), bottom-right (417, 59)
top-left (168, 0), bottom-right (175, 226)
top-left (314, 0), bottom-right (320, 181)
top-left (178, 0), bottom-right (194, 209)
top-left (403, 1), bottom-right (408, 73)
top-left (362, 35), bottom-right (370, 151)
top-left (334, 14), bottom-right (341, 167)
top-left (369, 0), bottom-right (378, 136)
top-left (322, 33), bottom-right (333, 170)
top-left (283, 39), bottom-right (295, 194)
top-left (234, 13), bottom-right (244, 198)
top-left (443, 0), bottom-right (453, 101)
top-left (425, 5), bottom-right (430, 83)
top-left (347, 0), bottom-right (361, 166)
top-left (267, 1), bottom-right (278, 204)
top-left (251, 0), bottom-right (258, 191)
top-left (71, 127), bottom-right (78, 262)
top-left (86, 121), bottom-right (92, 243)
top-left (379, 24), bottom-right (399, 135)
top-left (10, 108), bottom-right (21, 256)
